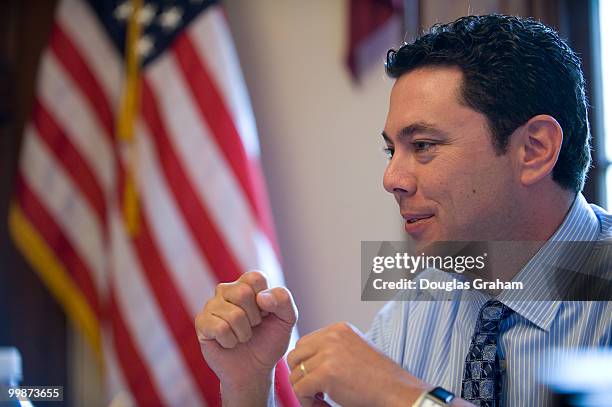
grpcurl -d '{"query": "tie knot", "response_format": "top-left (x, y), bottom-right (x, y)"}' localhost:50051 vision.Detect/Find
top-left (479, 300), bottom-right (512, 323)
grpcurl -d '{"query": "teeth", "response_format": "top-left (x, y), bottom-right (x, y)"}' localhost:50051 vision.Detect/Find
top-left (408, 216), bottom-right (431, 223)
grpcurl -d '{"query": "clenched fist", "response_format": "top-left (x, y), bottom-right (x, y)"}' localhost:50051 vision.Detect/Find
top-left (195, 271), bottom-right (298, 406)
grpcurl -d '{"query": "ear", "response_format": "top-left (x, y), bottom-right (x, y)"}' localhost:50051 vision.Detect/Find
top-left (515, 115), bottom-right (563, 187)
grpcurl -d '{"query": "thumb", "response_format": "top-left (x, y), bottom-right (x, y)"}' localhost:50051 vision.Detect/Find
top-left (256, 287), bottom-right (298, 326)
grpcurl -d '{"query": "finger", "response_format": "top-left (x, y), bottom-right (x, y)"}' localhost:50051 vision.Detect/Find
top-left (210, 300), bottom-right (253, 343)
top-left (196, 313), bottom-right (239, 348)
top-left (289, 351), bottom-right (329, 386)
top-left (239, 270), bottom-right (271, 318)
top-left (195, 311), bottom-right (213, 340)
top-left (287, 333), bottom-right (319, 370)
top-left (222, 281), bottom-right (263, 327)
top-left (289, 356), bottom-right (313, 385)
top-left (292, 368), bottom-right (326, 405)
top-left (238, 270), bottom-right (269, 294)
top-left (256, 287), bottom-right (298, 326)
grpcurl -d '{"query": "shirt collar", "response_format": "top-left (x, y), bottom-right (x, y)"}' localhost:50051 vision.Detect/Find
top-left (498, 193), bottom-right (600, 332)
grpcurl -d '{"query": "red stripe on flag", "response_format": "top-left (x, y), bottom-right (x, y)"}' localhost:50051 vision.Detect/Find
top-left (172, 33), bottom-right (281, 255)
top-left (140, 78), bottom-right (244, 283)
top-left (108, 295), bottom-right (165, 407)
top-left (50, 22), bottom-right (115, 138)
top-left (31, 99), bottom-right (107, 226)
top-left (13, 175), bottom-right (101, 317)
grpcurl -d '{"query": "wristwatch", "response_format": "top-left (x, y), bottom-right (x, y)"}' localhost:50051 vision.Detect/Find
top-left (412, 387), bottom-right (455, 406)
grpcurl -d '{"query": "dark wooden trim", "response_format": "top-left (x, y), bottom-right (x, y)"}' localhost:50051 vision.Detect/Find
top-left (0, 1), bottom-right (67, 405)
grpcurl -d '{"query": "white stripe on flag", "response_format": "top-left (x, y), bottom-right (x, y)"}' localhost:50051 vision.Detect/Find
top-left (101, 331), bottom-right (132, 405)
top-left (253, 230), bottom-right (287, 291)
top-left (188, 5), bottom-right (261, 159)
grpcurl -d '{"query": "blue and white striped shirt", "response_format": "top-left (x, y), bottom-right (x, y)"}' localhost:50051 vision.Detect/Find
top-left (367, 194), bottom-right (612, 406)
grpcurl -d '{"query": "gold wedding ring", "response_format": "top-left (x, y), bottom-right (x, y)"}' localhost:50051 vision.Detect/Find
top-left (299, 361), bottom-right (308, 377)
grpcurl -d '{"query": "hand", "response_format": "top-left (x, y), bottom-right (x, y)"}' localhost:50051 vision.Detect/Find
top-left (287, 322), bottom-right (431, 407)
top-left (195, 271), bottom-right (298, 392)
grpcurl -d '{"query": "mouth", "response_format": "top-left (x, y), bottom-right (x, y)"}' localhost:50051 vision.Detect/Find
top-left (402, 213), bottom-right (435, 237)
top-left (403, 214), bottom-right (434, 223)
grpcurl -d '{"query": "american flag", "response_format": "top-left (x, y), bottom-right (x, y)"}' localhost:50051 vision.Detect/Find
top-left (9, 0), bottom-right (297, 405)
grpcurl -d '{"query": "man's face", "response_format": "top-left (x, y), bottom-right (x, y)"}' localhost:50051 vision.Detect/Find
top-left (383, 66), bottom-right (519, 247)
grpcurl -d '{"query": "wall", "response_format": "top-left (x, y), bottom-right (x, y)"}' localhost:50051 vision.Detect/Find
top-left (223, 0), bottom-right (404, 334)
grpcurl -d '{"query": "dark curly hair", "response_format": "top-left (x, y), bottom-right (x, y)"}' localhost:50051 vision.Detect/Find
top-left (385, 14), bottom-right (591, 192)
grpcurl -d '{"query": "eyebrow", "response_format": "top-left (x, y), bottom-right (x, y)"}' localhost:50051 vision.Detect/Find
top-left (381, 122), bottom-right (448, 143)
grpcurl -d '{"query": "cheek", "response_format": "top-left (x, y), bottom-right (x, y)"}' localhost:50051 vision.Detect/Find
top-left (458, 162), bottom-right (516, 222)
top-left (435, 158), bottom-right (505, 220)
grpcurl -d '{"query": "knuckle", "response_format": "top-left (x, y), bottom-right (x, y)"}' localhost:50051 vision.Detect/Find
top-left (215, 319), bottom-right (231, 336)
top-left (295, 336), bottom-right (306, 349)
top-left (194, 313), bottom-right (205, 330)
top-left (274, 287), bottom-right (291, 305)
top-left (201, 298), bottom-right (222, 318)
top-left (221, 335), bottom-right (238, 349)
top-left (215, 283), bottom-right (230, 296)
top-left (329, 322), bottom-right (351, 337)
top-left (227, 308), bottom-right (245, 325)
top-left (277, 286), bottom-right (290, 299)
top-left (201, 298), bottom-right (216, 313)
top-left (194, 309), bottom-right (203, 322)
top-left (287, 350), bottom-right (297, 367)
top-left (245, 270), bottom-right (268, 287)
top-left (337, 322), bottom-right (351, 332)
top-left (233, 283), bottom-right (253, 303)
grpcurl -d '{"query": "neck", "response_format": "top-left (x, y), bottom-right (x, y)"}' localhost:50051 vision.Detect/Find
top-left (484, 185), bottom-right (576, 286)
top-left (521, 186), bottom-right (576, 241)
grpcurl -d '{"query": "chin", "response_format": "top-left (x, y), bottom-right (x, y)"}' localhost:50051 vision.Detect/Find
top-left (411, 234), bottom-right (439, 253)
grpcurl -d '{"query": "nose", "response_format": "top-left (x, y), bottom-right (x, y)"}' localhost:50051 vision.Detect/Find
top-left (383, 155), bottom-right (417, 197)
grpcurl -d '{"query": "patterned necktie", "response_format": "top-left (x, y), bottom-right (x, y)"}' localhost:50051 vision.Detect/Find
top-left (461, 300), bottom-right (512, 407)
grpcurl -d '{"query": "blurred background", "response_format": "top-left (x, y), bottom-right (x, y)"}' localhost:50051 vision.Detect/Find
top-left (0, 0), bottom-right (609, 406)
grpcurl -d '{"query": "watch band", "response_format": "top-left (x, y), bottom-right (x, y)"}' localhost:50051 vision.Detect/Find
top-left (412, 386), bottom-right (455, 406)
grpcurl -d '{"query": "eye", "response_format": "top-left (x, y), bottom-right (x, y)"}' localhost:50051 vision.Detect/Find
top-left (382, 147), bottom-right (394, 160)
top-left (412, 141), bottom-right (436, 152)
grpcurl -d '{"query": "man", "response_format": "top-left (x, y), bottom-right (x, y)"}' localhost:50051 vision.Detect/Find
top-left (195, 15), bottom-right (611, 406)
